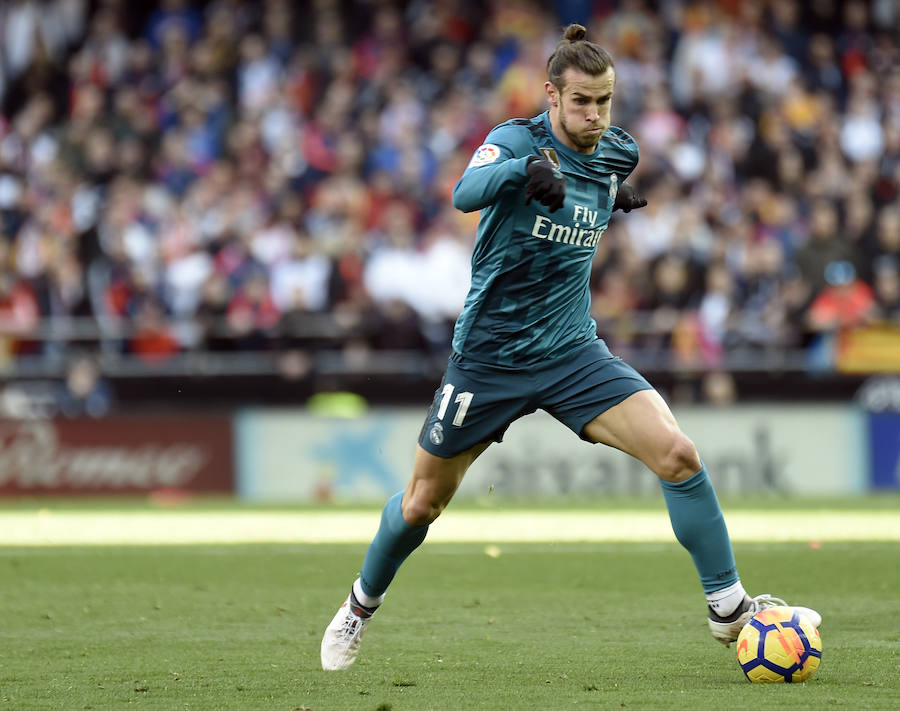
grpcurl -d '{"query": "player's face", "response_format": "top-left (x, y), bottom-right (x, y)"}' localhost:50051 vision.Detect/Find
top-left (546, 67), bottom-right (615, 153)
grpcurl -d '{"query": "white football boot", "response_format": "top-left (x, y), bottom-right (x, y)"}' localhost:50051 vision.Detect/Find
top-left (321, 590), bottom-right (378, 670)
top-left (708, 594), bottom-right (822, 646)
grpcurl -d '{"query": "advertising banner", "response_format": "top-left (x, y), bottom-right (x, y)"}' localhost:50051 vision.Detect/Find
top-left (236, 405), bottom-right (864, 501)
top-left (837, 326), bottom-right (900, 374)
top-left (0, 416), bottom-right (234, 495)
top-left (868, 412), bottom-right (900, 489)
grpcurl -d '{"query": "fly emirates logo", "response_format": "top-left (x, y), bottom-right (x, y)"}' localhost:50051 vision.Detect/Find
top-left (530, 204), bottom-right (606, 248)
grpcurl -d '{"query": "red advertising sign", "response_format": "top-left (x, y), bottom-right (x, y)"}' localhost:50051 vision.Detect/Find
top-left (0, 416), bottom-right (233, 495)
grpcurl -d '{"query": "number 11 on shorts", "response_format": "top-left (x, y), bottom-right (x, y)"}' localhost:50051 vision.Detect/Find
top-left (437, 383), bottom-right (474, 426)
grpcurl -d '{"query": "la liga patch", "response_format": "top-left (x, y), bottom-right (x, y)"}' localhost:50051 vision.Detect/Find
top-left (469, 143), bottom-right (501, 167)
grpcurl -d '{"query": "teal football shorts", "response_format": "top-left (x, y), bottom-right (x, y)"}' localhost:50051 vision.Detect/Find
top-left (418, 339), bottom-right (654, 458)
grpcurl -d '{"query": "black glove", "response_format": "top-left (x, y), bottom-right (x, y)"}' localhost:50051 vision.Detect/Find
top-left (613, 181), bottom-right (647, 213)
top-left (525, 156), bottom-right (566, 213)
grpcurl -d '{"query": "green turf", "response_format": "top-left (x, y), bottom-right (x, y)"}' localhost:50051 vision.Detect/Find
top-left (1, 541), bottom-right (898, 710)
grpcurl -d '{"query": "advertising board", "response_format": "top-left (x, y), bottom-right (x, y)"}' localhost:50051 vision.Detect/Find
top-left (236, 405), bottom-right (864, 501)
top-left (0, 416), bottom-right (234, 495)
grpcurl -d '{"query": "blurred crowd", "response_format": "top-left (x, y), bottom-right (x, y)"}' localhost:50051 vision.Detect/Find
top-left (0, 0), bottom-right (898, 377)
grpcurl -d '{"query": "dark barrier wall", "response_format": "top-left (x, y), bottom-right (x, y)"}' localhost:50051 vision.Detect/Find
top-left (0, 417), bottom-right (233, 495)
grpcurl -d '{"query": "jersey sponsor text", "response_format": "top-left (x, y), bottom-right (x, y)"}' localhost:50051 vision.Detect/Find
top-left (530, 214), bottom-right (605, 247)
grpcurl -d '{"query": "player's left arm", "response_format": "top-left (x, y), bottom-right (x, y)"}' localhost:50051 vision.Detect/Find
top-left (609, 127), bottom-right (646, 213)
top-left (613, 182), bottom-right (647, 212)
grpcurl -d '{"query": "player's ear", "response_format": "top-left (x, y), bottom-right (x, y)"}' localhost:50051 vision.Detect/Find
top-left (544, 81), bottom-right (558, 108)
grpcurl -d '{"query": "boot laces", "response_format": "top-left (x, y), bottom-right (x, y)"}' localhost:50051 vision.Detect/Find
top-left (337, 609), bottom-right (366, 642)
top-left (748, 594), bottom-right (787, 614)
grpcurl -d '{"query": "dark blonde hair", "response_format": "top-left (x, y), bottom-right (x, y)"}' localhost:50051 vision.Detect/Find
top-left (547, 24), bottom-right (614, 90)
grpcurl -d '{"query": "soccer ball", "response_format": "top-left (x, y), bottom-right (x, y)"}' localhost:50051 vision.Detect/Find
top-left (736, 606), bottom-right (822, 683)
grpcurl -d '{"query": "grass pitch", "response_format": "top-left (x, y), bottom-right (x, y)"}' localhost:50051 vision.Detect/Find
top-left (0, 507), bottom-right (898, 710)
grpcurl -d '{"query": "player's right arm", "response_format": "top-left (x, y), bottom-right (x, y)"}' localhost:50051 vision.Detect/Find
top-left (452, 148), bottom-right (530, 213)
top-left (452, 126), bottom-right (532, 213)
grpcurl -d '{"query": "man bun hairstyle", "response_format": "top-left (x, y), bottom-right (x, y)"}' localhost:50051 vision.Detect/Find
top-left (564, 24), bottom-right (587, 41)
top-left (547, 23), bottom-right (614, 90)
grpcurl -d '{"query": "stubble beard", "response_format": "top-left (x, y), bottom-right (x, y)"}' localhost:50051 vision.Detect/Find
top-left (559, 111), bottom-right (601, 152)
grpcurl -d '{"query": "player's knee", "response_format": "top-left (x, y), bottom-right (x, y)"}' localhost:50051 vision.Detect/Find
top-left (653, 432), bottom-right (700, 483)
top-left (401, 495), bottom-right (444, 526)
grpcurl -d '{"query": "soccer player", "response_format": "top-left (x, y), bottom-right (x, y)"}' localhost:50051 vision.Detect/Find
top-left (321, 24), bottom-right (821, 671)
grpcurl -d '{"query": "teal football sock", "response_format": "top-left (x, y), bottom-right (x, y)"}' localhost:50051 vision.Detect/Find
top-left (660, 465), bottom-right (739, 594)
top-left (359, 491), bottom-right (429, 597)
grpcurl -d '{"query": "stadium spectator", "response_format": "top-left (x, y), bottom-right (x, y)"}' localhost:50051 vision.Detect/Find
top-left (0, 266), bottom-right (39, 362)
top-left (871, 256), bottom-right (900, 324)
top-left (55, 351), bottom-right (114, 417)
top-left (807, 259), bottom-right (877, 332)
top-left (224, 267), bottom-right (279, 351)
top-left (795, 199), bottom-right (864, 294)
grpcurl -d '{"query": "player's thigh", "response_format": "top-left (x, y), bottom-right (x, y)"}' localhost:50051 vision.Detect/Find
top-left (582, 389), bottom-right (700, 480)
top-left (418, 353), bottom-right (536, 459)
top-left (402, 442), bottom-right (491, 525)
top-left (541, 341), bottom-right (654, 441)
top-left (409, 353), bottom-right (535, 523)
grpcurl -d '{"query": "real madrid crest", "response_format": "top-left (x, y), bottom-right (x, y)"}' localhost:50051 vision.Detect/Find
top-left (540, 147), bottom-right (561, 169)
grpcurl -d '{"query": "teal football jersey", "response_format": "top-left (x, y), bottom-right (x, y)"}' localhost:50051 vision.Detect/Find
top-left (451, 111), bottom-right (639, 366)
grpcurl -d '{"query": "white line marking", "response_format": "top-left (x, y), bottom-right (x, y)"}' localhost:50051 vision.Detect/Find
top-left (0, 510), bottom-right (897, 545)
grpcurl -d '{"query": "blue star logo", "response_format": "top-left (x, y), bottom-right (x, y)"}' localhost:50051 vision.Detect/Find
top-left (311, 421), bottom-right (400, 495)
